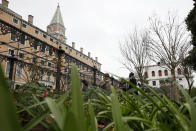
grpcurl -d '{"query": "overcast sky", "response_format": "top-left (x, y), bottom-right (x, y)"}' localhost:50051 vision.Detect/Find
top-left (5, 0), bottom-right (194, 79)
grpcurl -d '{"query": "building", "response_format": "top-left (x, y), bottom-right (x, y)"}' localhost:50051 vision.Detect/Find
top-left (143, 64), bottom-right (192, 89)
top-left (0, 0), bottom-right (103, 89)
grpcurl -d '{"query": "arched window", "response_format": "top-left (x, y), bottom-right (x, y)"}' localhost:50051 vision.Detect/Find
top-left (152, 71), bottom-right (155, 77)
top-left (177, 68), bottom-right (182, 75)
top-left (158, 70), bottom-right (162, 76)
top-left (164, 70), bottom-right (168, 76)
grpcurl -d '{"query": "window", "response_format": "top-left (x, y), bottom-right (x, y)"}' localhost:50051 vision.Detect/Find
top-left (32, 57), bottom-right (37, 63)
top-left (177, 68), bottom-right (182, 75)
top-left (40, 71), bottom-right (44, 80)
top-left (152, 81), bottom-right (156, 86)
top-left (179, 78), bottom-right (182, 81)
top-left (35, 30), bottom-right (39, 35)
top-left (144, 72), bottom-right (148, 78)
top-left (54, 77), bottom-right (56, 83)
top-left (39, 71), bottom-right (44, 81)
top-left (43, 34), bottom-right (47, 38)
top-left (20, 34), bottom-right (25, 45)
top-left (13, 18), bottom-right (18, 24)
top-left (15, 84), bottom-right (20, 90)
top-left (64, 67), bottom-right (68, 72)
top-left (10, 31), bottom-right (17, 41)
top-left (50, 38), bottom-right (53, 42)
top-left (22, 23), bottom-right (27, 28)
top-left (65, 46), bottom-right (68, 49)
top-left (164, 70), bottom-right (168, 76)
top-left (40, 60), bottom-right (45, 66)
top-left (5, 61), bottom-right (10, 75)
top-left (33, 41), bottom-right (38, 50)
top-left (48, 62), bottom-right (51, 67)
top-left (19, 53), bottom-right (24, 59)
top-left (49, 46), bottom-right (53, 56)
top-left (70, 49), bottom-right (72, 52)
top-left (47, 76), bottom-right (50, 81)
top-left (41, 43), bottom-right (46, 52)
top-left (47, 72), bottom-right (51, 81)
top-left (56, 41), bottom-right (59, 45)
top-left (16, 64), bottom-right (23, 78)
top-left (54, 64), bottom-right (57, 68)
top-left (152, 71), bottom-right (155, 77)
top-left (158, 70), bottom-right (162, 76)
top-left (8, 49), bottom-right (14, 56)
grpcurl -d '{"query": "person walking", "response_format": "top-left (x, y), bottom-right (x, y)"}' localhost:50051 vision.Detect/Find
top-left (128, 72), bottom-right (137, 89)
top-left (81, 79), bottom-right (88, 91)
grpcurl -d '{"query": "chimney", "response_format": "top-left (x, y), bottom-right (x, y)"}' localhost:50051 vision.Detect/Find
top-left (72, 42), bottom-right (75, 49)
top-left (80, 47), bottom-right (83, 53)
top-left (28, 15), bottom-right (34, 24)
top-left (88, 52), bottom-right (91, 57)
top-left (95, 57), bottom-right (98, 62)
top-left (2, 0), bottom-right (9, 8)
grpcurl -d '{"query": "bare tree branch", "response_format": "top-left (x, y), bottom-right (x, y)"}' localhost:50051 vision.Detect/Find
top-left (120, 28), bottom-right (151, 84)
top-left (148, 13), bottom-right (192, 101)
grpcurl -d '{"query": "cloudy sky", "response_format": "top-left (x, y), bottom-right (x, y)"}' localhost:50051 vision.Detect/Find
top-left (5, 0), bottom-right (194, 78)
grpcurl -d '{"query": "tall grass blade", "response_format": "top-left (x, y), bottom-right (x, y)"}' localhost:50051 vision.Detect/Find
top-left (23, 111), bottom-right (49, 131)
top-left (0, 66), bottom-right (21, 131)
top-left (70, 65), bottom-right (86, 131)
top-left (45, 97), bottom-right (65, 130)
top-left (177, 84), bottom-right (196, 131)
top-left (88, 100), bottom-right (97, 131)
top-left (63, 111), bottom-right (78, 131)
top-left (110, 86), bottom-right (132, 131)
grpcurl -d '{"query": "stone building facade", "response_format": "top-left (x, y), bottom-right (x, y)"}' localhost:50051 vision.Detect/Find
top-left (143, 64), bottom-right (191, 89)
top-left (0, 0), bottom-right (103, 89)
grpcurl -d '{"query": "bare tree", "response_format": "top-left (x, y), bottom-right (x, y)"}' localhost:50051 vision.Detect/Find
top-left (148, 13), bottom-right (191, 101)
top-left (120, 28), bottom-right (151, 85)
top-left (179, 59), bottom-right (194, 95)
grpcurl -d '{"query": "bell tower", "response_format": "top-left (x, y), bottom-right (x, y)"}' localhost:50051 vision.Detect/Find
top-left (47, 4), bottom-right (66, 43)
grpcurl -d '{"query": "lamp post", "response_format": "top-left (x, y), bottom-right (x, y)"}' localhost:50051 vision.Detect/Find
top-left (93, 65), bottom-right (97, 86)
top-left (8, 50), bottom-right (17, 81)
top-left (56, 46), bottom-right (65, 91)
top-left (111, 76), bottom-right (114, 86)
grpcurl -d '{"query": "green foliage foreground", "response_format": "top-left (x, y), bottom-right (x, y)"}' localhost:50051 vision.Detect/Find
top-left (0, 65), bottom-right (196, 131)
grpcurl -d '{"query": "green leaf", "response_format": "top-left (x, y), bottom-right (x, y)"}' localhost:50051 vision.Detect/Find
top-left (63, 111), bottom-right (78, 131)
top-left (17, 101), bottom-right (46, 113)
top-left (177, 84), bottom-right (196, 131)
top-left (70, 65), bottom-right (86, 131)
top-left (0, 66), bottom-right (21, 131)
top-left (88, 100), bottom-right (97, 131)
top-left (45, 98), bottom-right (65, 130)
top-left (122, 116), bottom-right (152, 127)
top-left (24, 111), bottom-right (49, 131)
top-left (110, 87), bottom-right (132, 131)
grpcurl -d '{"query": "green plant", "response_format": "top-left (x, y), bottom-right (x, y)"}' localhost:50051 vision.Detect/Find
top-left (0, 65), bottom-right (196, 131)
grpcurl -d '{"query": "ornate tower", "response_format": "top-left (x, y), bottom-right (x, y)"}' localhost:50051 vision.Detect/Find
top-left (47, 4), bottom-right (66, 43)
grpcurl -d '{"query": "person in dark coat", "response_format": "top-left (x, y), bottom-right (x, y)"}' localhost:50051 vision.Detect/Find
top-left (128, 72), bottom-right (137, 89)
top-left (82, 80), bottom-right (88, 91)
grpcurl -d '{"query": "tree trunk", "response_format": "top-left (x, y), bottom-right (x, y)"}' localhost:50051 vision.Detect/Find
top-left (187, 78), bottom-right (192, 95)
top-left (171, 68), bottom-right (180, 101)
